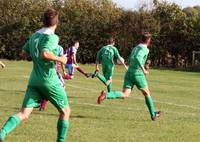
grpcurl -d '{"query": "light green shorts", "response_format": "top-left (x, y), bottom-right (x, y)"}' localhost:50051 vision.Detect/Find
top-left (22, 83), bottom-right (68, 110)
top-left (123, 72), bottom-right (148, 89)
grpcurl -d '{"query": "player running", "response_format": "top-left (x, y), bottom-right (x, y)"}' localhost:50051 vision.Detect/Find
top-left (92, 37), bottom-right (127, 92)
top-left (63, 41), bottom-right (91, 79)
top-left (97, 33), bottom-right (161, 121)
top-left (0, 8), bottom-right (70, 142)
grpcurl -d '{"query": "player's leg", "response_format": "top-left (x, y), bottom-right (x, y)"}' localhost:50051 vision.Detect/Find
top-left (104, 67), bottom-right (114, 92)
top-left (64, 64), bottom-right (74, 79)
top-left (57, 106), bottom-right (70, 142)
top-left (74, 65), bottom-right (91, 78)
top-left (0, 108), bottom-right (33, 142)
top-left (41, 84), bottom-right (70, 142)
top-left (136, 76), bottom-right (160, 120)
top-left (97, 72), bottom-right (133, 104)
top-left (0, 86), bottom-right (40, 141)
top-left (97, 73), bottom-right (108, 85)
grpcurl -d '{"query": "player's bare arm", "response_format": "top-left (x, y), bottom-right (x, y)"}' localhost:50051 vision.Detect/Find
top-left (42, 51), bottom-right (67, 64)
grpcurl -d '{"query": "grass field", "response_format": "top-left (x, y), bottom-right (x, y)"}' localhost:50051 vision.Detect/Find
top-left (0, 60), bottom-right (200, 142)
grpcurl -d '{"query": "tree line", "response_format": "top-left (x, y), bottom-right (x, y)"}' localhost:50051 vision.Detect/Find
top-left (0, 0), bottom-right (200, 68)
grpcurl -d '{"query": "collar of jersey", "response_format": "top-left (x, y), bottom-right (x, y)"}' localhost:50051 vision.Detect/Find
top-left (138, 43), bottom-right (147, 48)
top-left (36, 27), bottom-right (54, 35)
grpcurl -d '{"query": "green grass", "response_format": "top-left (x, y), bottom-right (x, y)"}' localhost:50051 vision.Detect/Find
top-left (0, 60), bottom-right (200, 142)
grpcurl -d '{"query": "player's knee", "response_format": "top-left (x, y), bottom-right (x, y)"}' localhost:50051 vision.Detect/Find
top-left (18, 112), bottom-right (30, 121)
top-left (122, 88), bottom-right (131, 98)
top-left (122, 93), bottom-right (129, 98)
top-left (59, 107), bottom-right (71, 118)
top-left (142, 90), bottom-right (149, 97)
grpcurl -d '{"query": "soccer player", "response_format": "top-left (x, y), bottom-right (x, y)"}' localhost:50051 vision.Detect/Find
top-left (0, 61), bottom-right (5, 69)
top-left (63, 41), bottom-right (91, 79)
top-left (97, 33), bottom-right (161, 121)
top-left (0, 8), bottom-right (70, 142)
top-left (92, 37), bottom-right (127, 92)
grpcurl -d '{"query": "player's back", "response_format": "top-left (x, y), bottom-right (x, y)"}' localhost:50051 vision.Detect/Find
top-left (99, 45), bottom-right (117, 65)
top-left (128, 44), bottom-right (149, 74)
top-left (23, 28), bottom-right (60, 86)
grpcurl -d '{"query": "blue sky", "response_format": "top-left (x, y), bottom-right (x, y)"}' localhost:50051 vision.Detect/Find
top-left (113, 0), bottom-right (200, 10)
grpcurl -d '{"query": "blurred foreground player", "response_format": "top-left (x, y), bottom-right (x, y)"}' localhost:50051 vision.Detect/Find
top-left (0, 8), bottom-right (71, 142)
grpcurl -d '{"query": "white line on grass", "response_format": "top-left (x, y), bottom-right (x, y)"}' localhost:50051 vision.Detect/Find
top-left (21, 75), bottom-right (200, 111)
top-left (69, 101), bottom-right (198, 116)
top-left (67, 83), bottom-right (200, 111)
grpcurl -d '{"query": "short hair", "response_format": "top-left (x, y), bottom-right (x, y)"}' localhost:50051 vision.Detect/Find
top-left (107, 37), bottom-right (115, 44)
top-left (141, 32), bottom-right (151, 42)
top-left (70, 40), bottom-right (79, 47)
top-left (43, 8), bottom-right (59, 27)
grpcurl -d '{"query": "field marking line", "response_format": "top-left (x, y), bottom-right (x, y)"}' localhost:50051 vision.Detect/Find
top-left (21, 75), bottom-right (200, 111)
top-left (66, 83), bottom-right (200, 111)
top-left (69, 101), bottom-right (198, 116)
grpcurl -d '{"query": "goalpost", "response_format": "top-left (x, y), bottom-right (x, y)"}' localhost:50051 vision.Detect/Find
top-left (192, 51), bottom-right (200, 66)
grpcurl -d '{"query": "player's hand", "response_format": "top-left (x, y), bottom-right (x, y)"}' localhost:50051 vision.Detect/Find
top-left (60, 56), bottom-right (67, 64)
top-left (143, 69), bottom-right (149, 76)
top-left (96, 66), bottom-right (99, 72)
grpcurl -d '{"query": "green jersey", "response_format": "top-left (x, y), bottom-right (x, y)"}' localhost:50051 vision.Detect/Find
top-left (127, 44), bottom-right (149, 75)
top-left (22, 28), bottom-right (60, 86)
top-left (96, 45), bottom-right (121, 67)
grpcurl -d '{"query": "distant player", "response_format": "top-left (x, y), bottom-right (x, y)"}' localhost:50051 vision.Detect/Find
top-left (0, 8), bottom-right (70, 142)
top-left (63, 41), bottom-right (91, 79)
top-left (97, 33), bottom-right (161, 121)
top-left (0, 61), bottom-right (5, 69)
top-left (92, 37), bottom-right (127, 92)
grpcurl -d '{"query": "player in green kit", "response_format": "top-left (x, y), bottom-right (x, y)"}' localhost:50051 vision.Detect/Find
top-left (97, 33), bottom-right (161, 121)
top-left (92, 37), bottom-right (127, 92)
top-left (0, 8), bottom-right (70, 142)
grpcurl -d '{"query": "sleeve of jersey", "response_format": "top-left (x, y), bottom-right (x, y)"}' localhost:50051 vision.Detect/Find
top-left (72, 47), bottom-right (77, 54)
top-left (41, 35), bottom-right (59, 52)
top-left (22, 40), bottom-right (30, 54)
top-left (114, 47), bottom-right (121, 60)
top-left (60, 47), bottom-right (64, 56)
top-left (135, 48), bottom-right (147, 68)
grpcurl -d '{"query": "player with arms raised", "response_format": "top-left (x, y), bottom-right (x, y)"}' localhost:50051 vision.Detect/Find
top-left (97, 33), bottom-right (161, 121)
top-left (0, 8), bottom-right (70, 142)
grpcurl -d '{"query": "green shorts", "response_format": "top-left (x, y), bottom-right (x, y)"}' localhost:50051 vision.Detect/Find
top-left (102, 65), bottom-right (114, 80)
top-left (123, 72), bottom-right (148, 89)
top-left (22, 83), bottom-right (68, 110)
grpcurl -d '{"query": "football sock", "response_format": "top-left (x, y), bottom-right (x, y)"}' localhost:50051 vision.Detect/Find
top-left (0, 114), bottom-right (21, 141)
top-left (107, 83), bottom-right (112, 92)
top-left (145, 95), bottom-right (156, 117)
top-left (96, 73), bottom-right (107, 85)
top-left (106, 91), bottom-right (122, 99)
top-left (57, 119), bottom-right (70, 142)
